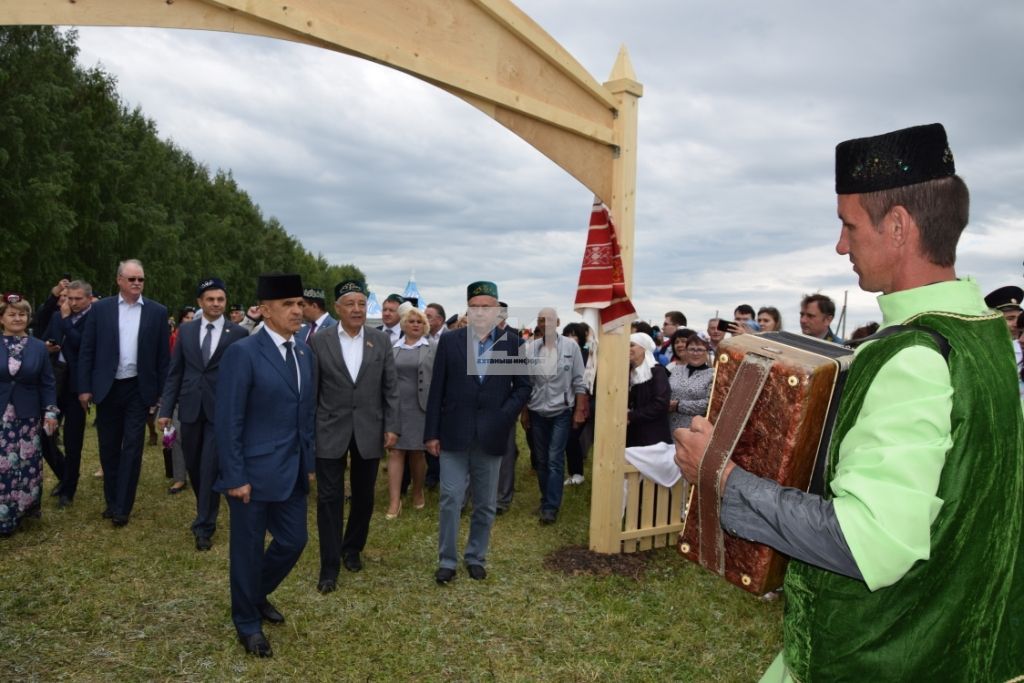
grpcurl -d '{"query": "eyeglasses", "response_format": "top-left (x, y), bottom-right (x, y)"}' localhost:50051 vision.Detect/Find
top-left (124, 277), bottom-right (145, 283)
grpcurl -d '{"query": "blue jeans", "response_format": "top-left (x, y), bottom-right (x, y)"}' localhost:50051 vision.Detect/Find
top-left (438, 441), bottom-right (502, 569)
top-left (530, 409), bottom-right (572, 513)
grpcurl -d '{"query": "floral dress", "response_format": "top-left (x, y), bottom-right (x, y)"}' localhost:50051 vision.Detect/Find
top-left (0, 336), bottom-right (44, 536)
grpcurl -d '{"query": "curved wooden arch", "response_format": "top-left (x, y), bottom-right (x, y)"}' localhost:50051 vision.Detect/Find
top-left (2, 0), bottom-right (642, 553)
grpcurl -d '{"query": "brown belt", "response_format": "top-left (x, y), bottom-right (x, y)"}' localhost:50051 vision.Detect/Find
top-left (696, 353), bottom-right (774, 574)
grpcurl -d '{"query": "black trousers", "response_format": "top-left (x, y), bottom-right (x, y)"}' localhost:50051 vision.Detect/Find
top-left (94, 378), bottom-right (148, 517)
top-left (316, 437), bottom-right (379, 580)
top-left (180, 412), bottom-right (221, 538)
top-left (58, 390), bottom-right (87, 499)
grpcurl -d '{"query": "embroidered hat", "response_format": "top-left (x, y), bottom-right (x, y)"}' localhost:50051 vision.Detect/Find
top-left (195, 277), bottom-right (227, 298)
top-left (835, 123), bottom-right (955, 195)
top-left (334, 279), bottom-right (368, 300)
top-left (467, 281), bottom-right (499, 300)
top-left (302, 287), bottom-right (326, 303)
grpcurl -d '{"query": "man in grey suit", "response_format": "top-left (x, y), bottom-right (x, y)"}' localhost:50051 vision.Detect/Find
top-left (158, 278), bottom-right (246, 550)
top-left (309, 279), bottom-right (399, 593)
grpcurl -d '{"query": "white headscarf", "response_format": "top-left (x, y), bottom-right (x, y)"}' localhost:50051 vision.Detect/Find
top-left (629, 332), bottom-right (658, 386)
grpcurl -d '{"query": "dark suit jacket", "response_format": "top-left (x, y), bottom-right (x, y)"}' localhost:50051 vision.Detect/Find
top-left (310, 325), bottom-right (399, 460)
top-left (44, 308), bottom-right (90, 395)
top-left (0, 337), bottom-right (57, 419)
top-left (626, 365), bottom-right (672, 447)
top-left (77, 295), bottom-right (170, 406)
top-left (424, 326), bottom-right (531, 456)
top-left (214, 328), bottom-right (315, 502)
top-left (158, 318), bottom-right (246, 423)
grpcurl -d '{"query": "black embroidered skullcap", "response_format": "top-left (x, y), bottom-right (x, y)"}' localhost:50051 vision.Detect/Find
top-left (302, 287), bottom-right (326, 303)
top-left (467, 281), bottom-right (498, 300)
top-left (195, 277), bottom-right (227, 298)
top-left (334, 279), bottom-right (368, 300)
top-left (835, 123), bottom-right (955, 195)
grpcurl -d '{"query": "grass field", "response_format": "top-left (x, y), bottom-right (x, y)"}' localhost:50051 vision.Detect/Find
top-left (0, 427), bottom-right (782, 682)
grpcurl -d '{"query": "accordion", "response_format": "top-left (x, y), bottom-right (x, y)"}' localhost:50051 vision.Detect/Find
top-left (678, 331), bottom-right (853, 594)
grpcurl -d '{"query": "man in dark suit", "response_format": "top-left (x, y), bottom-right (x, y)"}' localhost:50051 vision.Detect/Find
top-left (425, 281), bottom-right (531, 584)
top-left (310, 279), bottom-right (399, 593)
top-left (43, 280), bottom-right (93, 508)
top-left (298, 287), bottom-right (337, 344)
top-left (214, 273), bottom-right (315, 658)
top-left (158, 278), bottom-right (246, 550)
top-left (378, 293), bottom-right (404, 345)
top-left (77, 259), bottom-right (169, 527)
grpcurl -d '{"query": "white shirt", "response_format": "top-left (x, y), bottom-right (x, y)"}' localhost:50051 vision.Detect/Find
top-left (199, 314), bottom-right (225, 354)
top-left (338, 325), bottom-right (364, 381)
top-left (263, 326), bottom-right (300, 391)
top-left (428, 327), bottom-right (445, 344)
top-left (395, 336), bottom-right (430, 350)
top-left (115, 294), bottom-right (144, 379)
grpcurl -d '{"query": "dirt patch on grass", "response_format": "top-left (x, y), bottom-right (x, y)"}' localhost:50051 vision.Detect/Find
top-left (543, 545), bottom-right (649, 580)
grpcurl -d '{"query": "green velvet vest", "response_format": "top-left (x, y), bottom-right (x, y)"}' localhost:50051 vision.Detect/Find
top-left (782, 312), bottom-right (1024, 682)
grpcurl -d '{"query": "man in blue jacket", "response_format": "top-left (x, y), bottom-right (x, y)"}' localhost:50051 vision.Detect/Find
top-left (43, 280), bottom-right (93, 508)
top-left (214, 273), bottom-right (315, 658)
top-left (158, 277), bottom-right (246, 550)
top-left (77, 259), bottom-right (169, 527)
top-left (425, 281), bottom-right (530, 584)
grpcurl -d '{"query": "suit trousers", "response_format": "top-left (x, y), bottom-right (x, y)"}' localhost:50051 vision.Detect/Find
top-left (495, 425), bottom-right (518, 510)
top-left (316, 437), bottom-right (379, 580)
top-left (59, 390), bottom-right (86, 499)
top-left (95, 378), bottom-right (148, 517)
top-left (180, 413), bottom-right (221, 538)
top-left (227, 483), bottom-right (307, 636)
top-left (438, 442), bottom-right (502, 570)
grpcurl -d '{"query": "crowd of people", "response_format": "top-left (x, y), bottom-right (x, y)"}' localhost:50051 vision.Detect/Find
top-left (1, 123), bottom-right (1022, 678)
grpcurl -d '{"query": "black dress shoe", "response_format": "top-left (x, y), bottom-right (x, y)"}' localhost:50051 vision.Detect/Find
top-left (342, 554), bottom-right (363, 572)
top-left (238, 631), bottom-right (272, 657)
top-left (466, 564), bottom-right (487, 580)
top-left (195, 536), bottom-right (213, 551)
top-left (111, 514), bottom-right (129, 527)
top-left (435, 567), bottom-right (456, 585)
top-left (258, 600), bottom-right (285, 624)
top-left (539, 509), bottom-right (557, 525)
top-left (317, 578), bottom-right (337, 594)
top-left (57, 495), bottom-right (72, 509)
top-left (102, 508), bottom-right (114, 519)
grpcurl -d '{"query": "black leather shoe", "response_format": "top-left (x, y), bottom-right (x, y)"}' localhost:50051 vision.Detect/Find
top-left (258, 601), bottom-right (285, 624)
top-left (111, 514), bottom-right (129, 527)
top-left (101, 508), bottom-right (114, 519)
top-left (539, 509), bottom-right (557, 525)
top-left (57, 495), bottom-right (72, 509)
top-left (342, 554), bottom-right (363, 572)
top-left (195, 536), bottom-right (213, 551)
top-left (317, 578), bottom-right (337, 594)
top-left (435, 567), bottom-right (456, 585)
top-left (238, 631), bottom-right (272, 657)
top-left (466, 564), bottom-right (487, 580)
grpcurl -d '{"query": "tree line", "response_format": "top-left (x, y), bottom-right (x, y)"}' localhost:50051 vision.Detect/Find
top-left (0, 26), bottom-right (363, 311)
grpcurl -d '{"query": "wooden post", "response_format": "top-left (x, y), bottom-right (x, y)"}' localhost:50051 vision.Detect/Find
top-left (588, 46), bottom-right (642, 553)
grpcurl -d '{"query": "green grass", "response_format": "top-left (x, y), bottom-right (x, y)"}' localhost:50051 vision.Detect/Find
top-left (0, 428), bottom-right (781, 682)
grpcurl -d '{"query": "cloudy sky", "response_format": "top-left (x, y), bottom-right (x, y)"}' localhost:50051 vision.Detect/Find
top-left (70, 0), bottom-right (1024, 334)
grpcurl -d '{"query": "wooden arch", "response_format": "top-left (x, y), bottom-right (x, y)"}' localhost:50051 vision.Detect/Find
top-left (2, 0), bottom-right (642, 553)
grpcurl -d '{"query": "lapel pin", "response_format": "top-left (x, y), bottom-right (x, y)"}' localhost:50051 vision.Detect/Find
top-left (366, 341), bottom-right (374, 349)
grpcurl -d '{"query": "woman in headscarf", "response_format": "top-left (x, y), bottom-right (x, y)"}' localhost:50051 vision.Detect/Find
top-left (0, 293), bottom-right (58, 537)
top-left (626, 332), bottom-right (671, 447)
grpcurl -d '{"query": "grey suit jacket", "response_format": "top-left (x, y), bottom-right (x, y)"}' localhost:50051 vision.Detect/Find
top-left (310, 325), bottom-right (399, 460)
top-left (392, 341), bottom-right (436, 412)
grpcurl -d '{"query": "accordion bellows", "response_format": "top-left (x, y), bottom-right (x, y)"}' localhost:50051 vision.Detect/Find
top-left (678, 332), bottom-right (853, 594)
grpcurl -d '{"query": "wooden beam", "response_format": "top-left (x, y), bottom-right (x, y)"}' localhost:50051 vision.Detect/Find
top-left (588, 46), bottom-right (642, 554)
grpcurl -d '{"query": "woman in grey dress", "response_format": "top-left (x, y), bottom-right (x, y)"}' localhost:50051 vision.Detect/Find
top-left (386, 308), bottom-right (435, 518)
top-left (668, 331), bottom-right (713, 431)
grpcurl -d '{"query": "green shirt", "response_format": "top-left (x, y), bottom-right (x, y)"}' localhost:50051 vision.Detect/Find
top-left (762, 278), bottom-right (991, 683)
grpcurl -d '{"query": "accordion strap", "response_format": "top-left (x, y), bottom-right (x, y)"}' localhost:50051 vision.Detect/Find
top-left (697, 353), bottom-right (774, 574)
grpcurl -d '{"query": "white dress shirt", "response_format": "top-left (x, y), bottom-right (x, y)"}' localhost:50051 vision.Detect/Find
top-left (382, 324), bottom-right (401, 345)
top-left (263, 326), bottom-right (300, 391)
top-left (395, 336), bottom-right (430, 350)
top-left (338, 325), bottom-right (364, 381)
top-left (115, 294), bottom-right (144, 379)
top-left (199, 314), bottom-right (225, 354)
